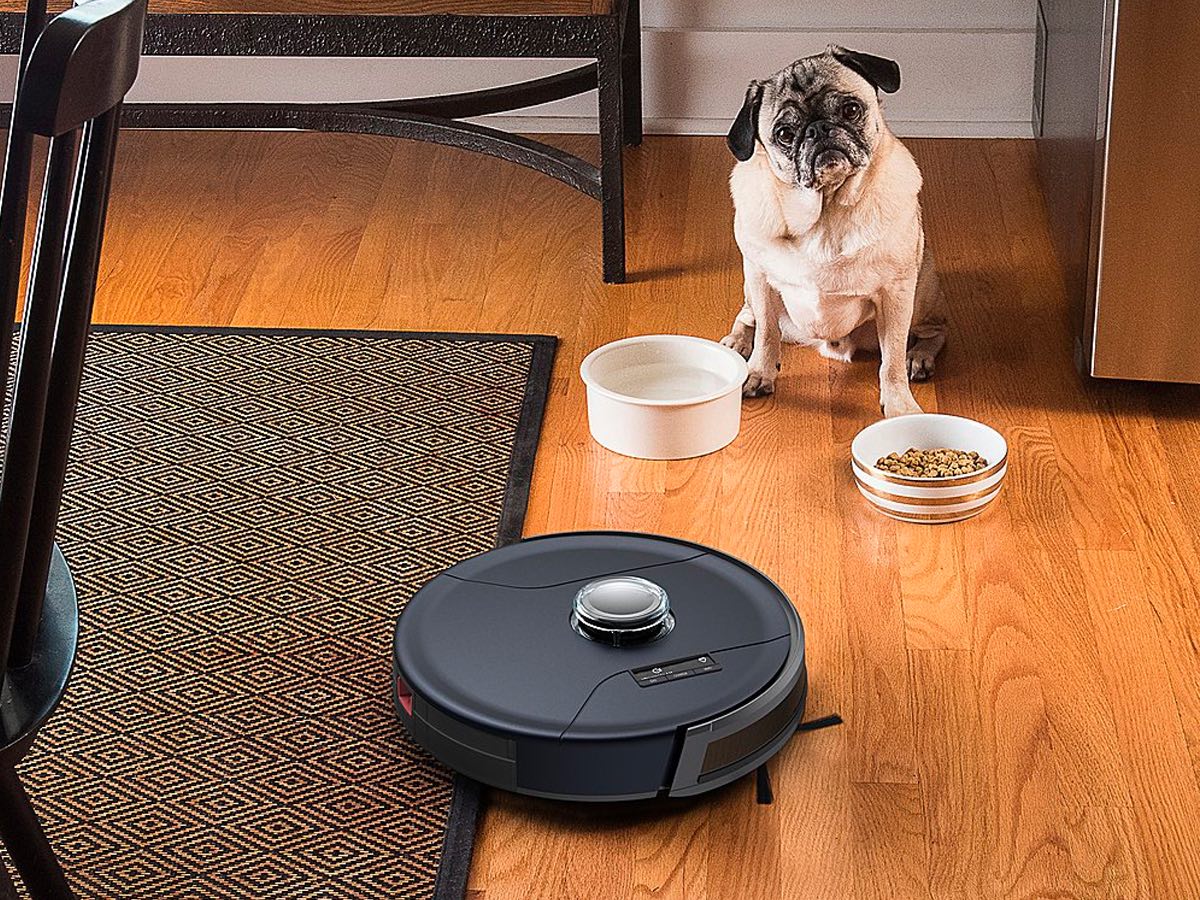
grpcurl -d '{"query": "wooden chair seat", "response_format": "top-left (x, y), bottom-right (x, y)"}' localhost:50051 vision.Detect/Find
top-left (1, 0), bottom-right (613, 14)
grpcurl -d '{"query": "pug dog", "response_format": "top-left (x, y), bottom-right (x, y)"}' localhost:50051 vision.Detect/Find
top-left (721, 45), bottom-right (946, 417)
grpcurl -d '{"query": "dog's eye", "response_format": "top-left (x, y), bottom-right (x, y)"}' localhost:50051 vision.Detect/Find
top-left (773, 124), bottom-right (798, 146)
top-left (841, 99), bottom-right (864, 121)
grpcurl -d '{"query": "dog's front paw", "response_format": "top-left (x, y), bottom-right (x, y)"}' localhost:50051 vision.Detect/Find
top-left (907, 346), bottom-right (936, 382)
top-left (881, 387), bottom-right (922, 418)
top-left (721, 328), bottom-right (754, 360)
top-left (743, 364), bottom-right (777, 398)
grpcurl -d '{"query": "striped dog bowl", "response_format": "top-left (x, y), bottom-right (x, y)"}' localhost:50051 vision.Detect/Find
top-left (850, 414), bottom-right (1007, 524)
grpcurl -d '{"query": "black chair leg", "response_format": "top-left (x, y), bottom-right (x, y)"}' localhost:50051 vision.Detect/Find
top-left (0, 129), bottom-right (80, 674)
top-left (0, 768), bottom-right (73, 900)
top-left (0, 0), bottom-right (49, 419)
top-left (14, 107), bottom-right (124, 667)
top-left (597, 21), bottom-right (626, 284)
top-left (0, 854), bottom-right (17, 900)
top-left (621, 0), bottom-right (643, 147)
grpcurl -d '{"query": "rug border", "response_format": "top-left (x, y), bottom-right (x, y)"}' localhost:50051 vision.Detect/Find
top-left (435, 333), bottom-right (556, 900)
top-left (85, 324), bottom-right (558, 900)
top-left (87, 323), bottom-right (555, 346)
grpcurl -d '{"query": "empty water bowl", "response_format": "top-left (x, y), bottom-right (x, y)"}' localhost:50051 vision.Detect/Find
top-left (579, 335), bottom-right (748, 460)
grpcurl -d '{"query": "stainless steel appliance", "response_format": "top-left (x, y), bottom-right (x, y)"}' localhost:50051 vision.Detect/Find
top-left (1036, 0), bottom-right (1200, 382)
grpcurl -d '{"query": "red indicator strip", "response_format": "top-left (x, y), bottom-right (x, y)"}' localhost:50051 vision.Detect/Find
top-left (395, 675), bottom-right (413, 716)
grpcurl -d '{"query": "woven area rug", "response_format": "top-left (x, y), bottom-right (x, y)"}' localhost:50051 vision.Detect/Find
top-left (3, 326), bottom-right (555, 898)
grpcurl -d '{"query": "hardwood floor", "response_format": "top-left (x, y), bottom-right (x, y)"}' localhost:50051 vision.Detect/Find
top-left (61, 131), bottom-right (1200, 897)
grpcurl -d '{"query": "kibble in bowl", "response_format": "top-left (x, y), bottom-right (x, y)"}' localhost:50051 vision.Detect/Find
top-left (875, 448), bottom-right (989, 479)
top-left (850, 414), bottom-right (1007, 523)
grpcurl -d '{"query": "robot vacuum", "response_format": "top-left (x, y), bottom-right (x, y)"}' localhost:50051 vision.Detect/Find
top-left (392, 532), bottom-right (807, 802)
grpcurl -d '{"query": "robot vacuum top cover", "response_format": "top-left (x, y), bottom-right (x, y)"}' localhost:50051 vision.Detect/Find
top-left (393, 532), bottom-right (807, 802)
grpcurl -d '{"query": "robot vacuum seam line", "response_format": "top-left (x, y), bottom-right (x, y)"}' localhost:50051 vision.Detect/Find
top-left (440, 552), bottom-right (708, 590)
top-left (556, 668), bottom-right (628, 741)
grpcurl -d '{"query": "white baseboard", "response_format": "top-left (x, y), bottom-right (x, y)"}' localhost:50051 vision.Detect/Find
top-left (476, 116), bottom-right (1034, 139)
top-left (640, 0), bottom-right (1036, 31)
top-left (1, 24), bottom-right (1037, 139)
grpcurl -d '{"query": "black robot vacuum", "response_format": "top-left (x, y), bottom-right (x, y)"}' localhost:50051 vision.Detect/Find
top-left (392, 532), bottom-right (807, 802)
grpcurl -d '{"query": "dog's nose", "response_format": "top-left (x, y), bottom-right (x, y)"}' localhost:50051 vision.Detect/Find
top-left (804, 120), bottom-right (834, 141)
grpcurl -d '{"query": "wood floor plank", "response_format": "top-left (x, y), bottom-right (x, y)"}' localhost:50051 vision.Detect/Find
top-left (1078, 549), bottom-right (1200, 897)
top-left (774, 724), bottom-right (854, 900)
top-left (103, 132), bottom-right (271, 326)
top-left (96, 132), bottom-right (247, 324)
top-left (825, 324), bottom-right (916, 785)
top-left (47, 131), bottom-right (1200, 898)
top-left (923, 141), bottom-right (1132, 819)
top-left (964, 521), bottom-right (1080, 897)
top-left (1094, 396), bottom-right (1200, 780)
top-left (913, 139), bottom-right (1050, 435)
top-left (704, 785), bottom-right (784, 900)
top-left (910, 649), bottom-right (989, 899)
top-left (771, 414), bottom-right (857, 898)
top-left (631, 807), bottom-right (709, 900)
top-left (982, 141), bottom-right (1138, 552)
top-left (897, 526), bottom-right (970, 651)
top-left (839, 505), bottom-right (915, 784)
top-left (957, 507), bottom-right (1134, 898)
top-left (851, 783), bottom-right (929, 900)
top-left (1056, 803), bottom-right (1149, 900)
top-left (234, 135), bottom-right (394, 329)
top-left (472, 795), bottom-right (571, 900)
top-left (330, 140), bottom-right (443, 331)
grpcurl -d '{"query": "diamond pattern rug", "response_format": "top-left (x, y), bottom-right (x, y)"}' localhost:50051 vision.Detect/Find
top-left (3, 326), bottom-right (555, 898)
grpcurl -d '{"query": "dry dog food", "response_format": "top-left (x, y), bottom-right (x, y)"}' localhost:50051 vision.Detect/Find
top-left (876, 448), bottom-right (988, 478)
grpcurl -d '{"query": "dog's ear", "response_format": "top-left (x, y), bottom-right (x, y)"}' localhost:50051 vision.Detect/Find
top-left (727, 81), bottom-right (763, 162)
top-left (828, 45), bottom-right (901, 94)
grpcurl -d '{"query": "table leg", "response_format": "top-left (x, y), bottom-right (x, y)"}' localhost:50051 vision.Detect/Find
top-left (598, 19), bottom-right (626, 284)
top-left (621, 0), bottom-right (643, 146)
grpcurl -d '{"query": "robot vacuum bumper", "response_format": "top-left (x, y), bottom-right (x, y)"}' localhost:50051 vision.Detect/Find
top-left (392, 532), bottom-right (807, 802)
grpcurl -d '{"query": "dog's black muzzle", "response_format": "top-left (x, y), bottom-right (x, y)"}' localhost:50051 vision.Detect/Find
top-left (794, 119), bottom-right (861, 186)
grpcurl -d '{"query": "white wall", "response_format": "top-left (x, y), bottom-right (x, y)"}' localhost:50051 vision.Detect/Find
top-left (2, 1), bottom-right (1038, 137)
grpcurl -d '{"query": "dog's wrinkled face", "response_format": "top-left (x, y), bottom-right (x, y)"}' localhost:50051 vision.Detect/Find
top-left (727, 45), bottom-right (901, 191)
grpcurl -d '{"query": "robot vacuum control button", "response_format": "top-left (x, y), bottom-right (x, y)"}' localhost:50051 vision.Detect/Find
top-left (632, 654), bottom-right (723, 686)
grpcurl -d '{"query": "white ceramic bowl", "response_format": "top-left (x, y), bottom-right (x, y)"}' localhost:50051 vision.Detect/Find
top-left (850, 413), bottom-right (1008, 524)
top-left (580, 335), bottom-right (749, 460)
